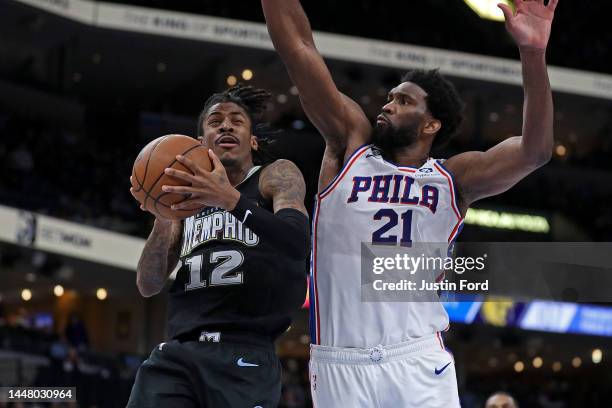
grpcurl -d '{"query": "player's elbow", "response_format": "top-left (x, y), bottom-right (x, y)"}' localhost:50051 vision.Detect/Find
top-left (137, 283), bottom-right (160, 298)
top-left (136, 277), bottom-right (163, 298)
top-left (531, 147), bottom-right (552, 168)
top-left (275, 227), bottom-right (310, 260)
top-left (540, 148), bottom-right (553, 166)
top-left (275, 210), bottom-right (310, 260)
top-left (276, 40), bottom-right (315, 63)
top-left (522, 139), bottom-right (553, 169)
top-left (287, 240), bottom-right (310, 261)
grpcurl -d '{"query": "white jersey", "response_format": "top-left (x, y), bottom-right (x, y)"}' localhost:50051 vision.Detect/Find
top-left (310, 145), bottom-right (464, 348)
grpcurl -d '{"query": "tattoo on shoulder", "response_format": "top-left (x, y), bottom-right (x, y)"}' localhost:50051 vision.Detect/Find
top-left (261, 160), bottom-right (305, 196)
top-left (260, 160), bottom-right (307, 212)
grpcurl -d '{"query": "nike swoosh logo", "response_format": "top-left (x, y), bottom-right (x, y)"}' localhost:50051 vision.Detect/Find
top-left (237, 357), bottom-right (259, 367)
top-left (435, 362), bottom-right (451, 375)
top-left (242, 210), bottom-right (252, 224)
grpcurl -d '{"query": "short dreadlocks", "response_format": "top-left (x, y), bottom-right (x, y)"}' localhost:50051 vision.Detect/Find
top-left (197, 84), bottom-right (277, 165)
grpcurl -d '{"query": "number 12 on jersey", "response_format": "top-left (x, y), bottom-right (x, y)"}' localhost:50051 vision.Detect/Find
top-left (372, 209), bottom-right (413, 246)
top-left (184, 250), bottom-right (244, 291)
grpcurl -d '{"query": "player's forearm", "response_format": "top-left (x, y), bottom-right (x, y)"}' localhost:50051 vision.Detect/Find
top-left (262, 0), bottom-right (315, 57)
top-left (263, 0), bottom-right (359, 151)
top-left (519, 47), bottom-right (554, 166)
top-left (136, 219), bottom-right (181, 297)
top-left (230, 195), bottom-right (309, 260)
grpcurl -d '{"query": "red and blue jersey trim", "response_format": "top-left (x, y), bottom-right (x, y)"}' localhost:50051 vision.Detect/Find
top-left (433, 160), bottom-right (462, 221)
top-left (312, 144), bottom-right (374, 344)
top-left (310, 197), bottom-right (322, 344)
top-left (318, 144), bottom-right (371, 200)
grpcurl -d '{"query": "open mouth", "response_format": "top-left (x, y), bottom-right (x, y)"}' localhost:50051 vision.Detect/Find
top-left (216, 134), bottom-right (239, 148)
top-left (376, 115), bottom-right (389, 125)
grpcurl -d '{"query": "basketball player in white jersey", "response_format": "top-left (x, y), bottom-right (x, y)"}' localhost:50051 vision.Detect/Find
top-left (262, 0), bottom-right (558, 406)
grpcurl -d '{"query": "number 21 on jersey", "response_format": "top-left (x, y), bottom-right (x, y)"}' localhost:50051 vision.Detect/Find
top-left (372, 209), bottom-right (413, 246)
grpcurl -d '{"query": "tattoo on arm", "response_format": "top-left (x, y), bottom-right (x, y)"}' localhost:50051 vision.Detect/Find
top-left (260, 160), bottom-right (308, 216)
top-left (136, 220), bottom-right (182, 297)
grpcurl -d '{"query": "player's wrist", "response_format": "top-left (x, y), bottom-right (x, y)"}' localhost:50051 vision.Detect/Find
top-left (222, 189), bottom-right (242, 211)
top-left (228, 194), bottom-right (252, 222)
top-left (153, 217), bottom-right (175, 230)
top-left (518, 45), bottom-right (547, 55)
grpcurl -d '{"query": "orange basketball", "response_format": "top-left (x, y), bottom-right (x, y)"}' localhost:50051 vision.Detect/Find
top-left (131, 134), bottom-right (212, 220)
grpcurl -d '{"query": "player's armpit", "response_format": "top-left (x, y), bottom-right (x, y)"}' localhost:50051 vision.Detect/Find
top-left (445, 136), bottom-right (551, 212)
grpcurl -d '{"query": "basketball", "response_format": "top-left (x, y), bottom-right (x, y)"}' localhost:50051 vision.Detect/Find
top-left (131, 134), bottom-right (212, 220)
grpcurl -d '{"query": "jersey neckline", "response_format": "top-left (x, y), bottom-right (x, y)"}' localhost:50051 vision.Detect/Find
top-left (235, 165), bottom-right (261, 188)
top-left (372, 149), bottom-right (433, 171)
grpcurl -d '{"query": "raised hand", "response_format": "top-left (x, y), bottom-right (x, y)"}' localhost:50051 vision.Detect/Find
top-left (161, 150), bottom-right (241, 211)
top-left (498, 0), bottom-right (558, 50)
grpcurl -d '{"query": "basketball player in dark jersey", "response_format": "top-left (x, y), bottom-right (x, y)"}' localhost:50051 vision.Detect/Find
top-left (127, 85), bottom-right (309, 408)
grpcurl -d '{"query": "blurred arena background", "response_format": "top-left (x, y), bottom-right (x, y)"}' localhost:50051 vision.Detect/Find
top-left (0, 0), bottom-right (611, 406)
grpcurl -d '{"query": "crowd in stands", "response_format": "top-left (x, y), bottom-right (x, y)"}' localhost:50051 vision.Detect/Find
top-left (0, 309), bottom-right (314, 407)
top-left (1, 107), bottom-right (610, 240)
top-left (0, 112), bottom-right (145, 236)
top-left (1, 308), bottom-right (611, 407)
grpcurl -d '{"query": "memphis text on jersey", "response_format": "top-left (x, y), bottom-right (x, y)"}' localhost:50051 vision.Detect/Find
top-left (180, 207), bottom-right (259, 256)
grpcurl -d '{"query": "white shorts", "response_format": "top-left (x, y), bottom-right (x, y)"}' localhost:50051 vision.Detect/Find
top-left (309, 334), bottom-right (460, 408)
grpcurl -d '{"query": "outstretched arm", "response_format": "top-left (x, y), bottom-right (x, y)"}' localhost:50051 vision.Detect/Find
top-left (261, 0), bottom-right (371, 159)
top-left (447, 0), bottom-right (557, 212)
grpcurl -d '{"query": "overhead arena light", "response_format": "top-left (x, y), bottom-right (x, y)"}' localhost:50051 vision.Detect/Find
top-left (464, 0), bottom-right (512, 22)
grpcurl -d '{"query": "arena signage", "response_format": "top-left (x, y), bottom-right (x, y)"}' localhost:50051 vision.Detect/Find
top-left (9, 0), bottom-right (612, 100)
top-left (0, 204), bottom-right (143, 270)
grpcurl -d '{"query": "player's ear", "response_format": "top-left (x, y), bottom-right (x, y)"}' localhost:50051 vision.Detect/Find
top-left (250, 135), bottom-right (259, 151)
top-left (423, 117), bottom-right (441, 136)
